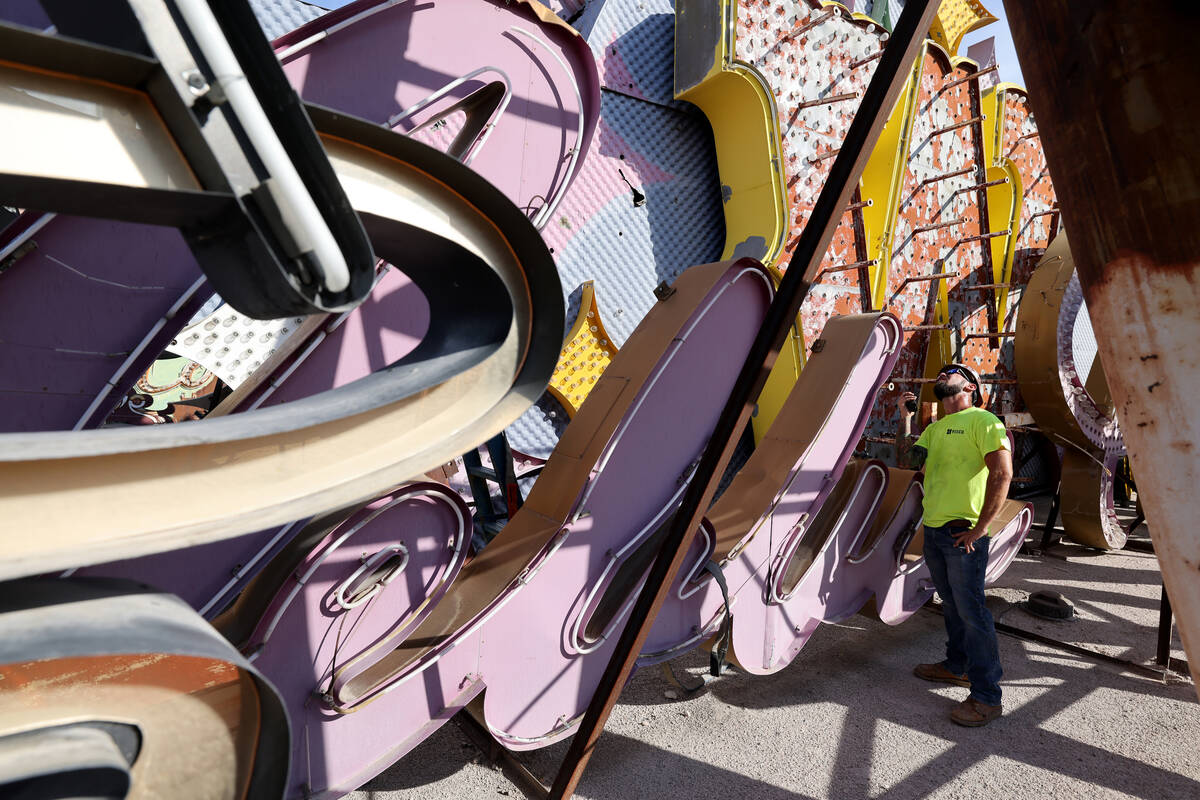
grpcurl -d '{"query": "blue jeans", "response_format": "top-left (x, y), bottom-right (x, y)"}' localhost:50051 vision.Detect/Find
top-left (923, 523), bottom-right (1003, 705)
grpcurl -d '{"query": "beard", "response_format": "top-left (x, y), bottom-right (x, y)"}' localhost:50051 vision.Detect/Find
top-left (933, 380), bottom-right (963, 400)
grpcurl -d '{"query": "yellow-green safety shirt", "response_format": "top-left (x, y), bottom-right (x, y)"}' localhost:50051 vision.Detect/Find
top-left (914, 406), bottom-right (1009, 531)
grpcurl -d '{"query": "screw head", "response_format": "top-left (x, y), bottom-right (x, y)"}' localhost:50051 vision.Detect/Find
top-left (183, 69), bottom-right (209, 95)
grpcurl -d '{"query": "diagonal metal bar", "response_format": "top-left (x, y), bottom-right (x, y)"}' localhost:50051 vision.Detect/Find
top-left (546, 2), bottom-right (940, 797)
top-left (939, 64), bottom-right (999, 91)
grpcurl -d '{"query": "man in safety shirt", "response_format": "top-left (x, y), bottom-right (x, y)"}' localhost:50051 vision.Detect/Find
top-left (897, 363), bottom-right (1013, 727)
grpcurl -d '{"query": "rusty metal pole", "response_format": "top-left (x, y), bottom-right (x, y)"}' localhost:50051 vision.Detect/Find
top-left (1006, 2), bottom-right (1200, 693)
top-left (546, 2), bottom-right (939, 797)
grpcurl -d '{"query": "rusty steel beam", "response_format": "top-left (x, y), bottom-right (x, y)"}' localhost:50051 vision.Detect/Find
top-left (911, 217), bottom-right (966, 234)
top-left (940, 64), bottom-right (999, 91)
top-left (1007, 1), bottom-right (1200, 691)
top-left (901, 272), bottom-right (956, 284)
top-left (954, 177), bottom-right (1009, 194)
top-left (784, 7), bottom-right (837, 42)
top-left (918, 166), bottom-right (973, 187)
top-left (826, 258), bottom-right (878, 273)
top-left (962, 331), bottom-right (1016, 340)
top-left (808, 147), bottom-right (843, 163)
top-left (796, 91), bottom-right (859, 109)
top-left (850, 50), bottom-right (884, 70)
top-left (546, 2), bottom-right (941, 796)
top-left (850, 187), bottom-right (874, 312)
top-left (927, 117), bottom-right (984, 137)
top-left (958, 229), bottom-right (1011, 244)
top-left (818, 258), bottom-right (878, 281)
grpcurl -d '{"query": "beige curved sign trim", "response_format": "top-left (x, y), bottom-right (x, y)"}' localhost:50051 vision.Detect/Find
top-left (0, 117), bottom-right (560, 579)
top-left (1015, 235), bottom-right (1126, 549)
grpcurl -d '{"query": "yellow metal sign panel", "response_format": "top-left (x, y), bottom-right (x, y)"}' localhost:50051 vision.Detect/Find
top-left (547, 282), bottom-right (617, 417)
top-left (980, 82), bottom-right (1021, 329)
top-left (859, 46), bottom-right (927, 310)
top-left (928, 0), bottom-right (997, 56)
top-left (674, 1), bottom-right (890, 442)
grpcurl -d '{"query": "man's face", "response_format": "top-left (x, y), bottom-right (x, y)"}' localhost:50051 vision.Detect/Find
top-left (933, 367), bottom-right (972, 400)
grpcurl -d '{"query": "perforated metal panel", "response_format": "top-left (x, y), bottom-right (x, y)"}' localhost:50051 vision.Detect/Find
top-left (507, 86), bottom-right (726, 457)
top-left (575, 0), bottom-right (684, 108)
top-left (168, 306), bottom-right (307, 389)
top-left (248, 0), bottom-right (326, 40)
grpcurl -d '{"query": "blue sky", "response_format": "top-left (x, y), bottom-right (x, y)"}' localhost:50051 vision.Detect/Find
top-left (960, 0), bottom-right (1026, 88)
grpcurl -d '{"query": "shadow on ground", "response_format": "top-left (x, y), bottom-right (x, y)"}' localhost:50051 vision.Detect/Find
top-left (355, 494), bottom-right (1198, 800)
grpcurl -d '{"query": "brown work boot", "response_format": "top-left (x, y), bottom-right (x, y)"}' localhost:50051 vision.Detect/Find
top-left (950, 697), bottom-right (1003, 727)
top-left (913, 662), bottom-right (970, 688)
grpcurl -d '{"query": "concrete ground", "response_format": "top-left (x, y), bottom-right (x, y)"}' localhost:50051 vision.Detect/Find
top-left (350, 499), bottom-right (1199, 799)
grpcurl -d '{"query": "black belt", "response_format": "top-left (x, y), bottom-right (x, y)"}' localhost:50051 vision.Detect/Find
top-left (930, 519), bottom-right (973, 529)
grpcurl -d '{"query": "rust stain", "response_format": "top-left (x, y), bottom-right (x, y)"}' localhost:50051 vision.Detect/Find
top-left (0, 654), bottom-right (241, 697)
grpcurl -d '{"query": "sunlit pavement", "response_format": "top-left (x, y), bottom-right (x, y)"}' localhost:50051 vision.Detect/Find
top-left (352, 498), bottom-right (1199, 800)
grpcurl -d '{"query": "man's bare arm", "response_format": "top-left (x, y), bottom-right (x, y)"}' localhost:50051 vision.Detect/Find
top-left (895, 391), bottom-right (926, 470)
top-left (954, 448), bottom-right (1014, 552)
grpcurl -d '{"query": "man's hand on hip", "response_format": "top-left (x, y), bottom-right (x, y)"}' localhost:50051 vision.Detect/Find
top-left (953, 525), bottom-right (988, 553)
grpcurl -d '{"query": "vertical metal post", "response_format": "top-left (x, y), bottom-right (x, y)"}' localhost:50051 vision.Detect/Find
top-left (1157, 583), bottom-right (1173, 668)
top-left (1039, 486), bottom-right (1061, 551)
top-left (1007, 1), bottom-right (1200, 694)
top-left (849, 186), bottom-right (875, 312)
top-left (546, 3), bottom-right (940, 797)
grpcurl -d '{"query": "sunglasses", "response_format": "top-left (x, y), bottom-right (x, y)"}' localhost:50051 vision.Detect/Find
top-left (938, 367), bottom-right (972, 382)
